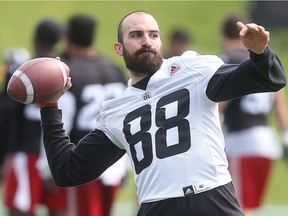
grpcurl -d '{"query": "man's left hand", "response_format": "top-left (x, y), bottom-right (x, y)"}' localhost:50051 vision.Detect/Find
top-left (237, 22), bottom-right (270, 54)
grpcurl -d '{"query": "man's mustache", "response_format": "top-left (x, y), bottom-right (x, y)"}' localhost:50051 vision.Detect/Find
top-left (135, 47), bottom-right (157, 55)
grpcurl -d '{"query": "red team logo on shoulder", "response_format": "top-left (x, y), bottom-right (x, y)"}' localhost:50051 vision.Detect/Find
top-left (170, 65), bottom-right (180, 77)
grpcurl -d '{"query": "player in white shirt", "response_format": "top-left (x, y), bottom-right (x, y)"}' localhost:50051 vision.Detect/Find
top-left (38, 11), bottom-right (286, 215)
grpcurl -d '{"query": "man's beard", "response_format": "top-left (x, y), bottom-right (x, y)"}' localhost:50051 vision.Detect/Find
top-left (122, 46), bottom-right (163, 77)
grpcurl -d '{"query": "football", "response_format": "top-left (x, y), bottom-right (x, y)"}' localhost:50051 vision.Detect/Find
top-left (7, 57), bottom-right (70, 104)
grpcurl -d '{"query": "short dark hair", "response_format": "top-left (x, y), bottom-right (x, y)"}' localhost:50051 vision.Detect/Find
top-left (221, 14), bottom-right (249, 39)
top-left (67, 14), bottom-right (97, 47)
top-left (34, 19), bottom-right (62, 47)
top-left (169, 28), bottom-right (191, 44)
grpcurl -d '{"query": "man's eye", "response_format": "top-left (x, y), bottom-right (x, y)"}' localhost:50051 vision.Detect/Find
top-left (151, 33), bottom-right (159, 38)
top-left (131, 33), bottom-right (140, 38)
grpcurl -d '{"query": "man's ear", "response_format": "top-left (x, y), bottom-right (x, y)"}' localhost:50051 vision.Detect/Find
top-left (114, 42), bottom-right (123, 56)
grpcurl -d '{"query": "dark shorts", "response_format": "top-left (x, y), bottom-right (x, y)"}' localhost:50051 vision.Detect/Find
top-left (137, 182), bottom-right (244, 216)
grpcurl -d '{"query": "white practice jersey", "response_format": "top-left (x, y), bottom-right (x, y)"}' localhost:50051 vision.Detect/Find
top-left (96, 51), bottom-right (231, 203)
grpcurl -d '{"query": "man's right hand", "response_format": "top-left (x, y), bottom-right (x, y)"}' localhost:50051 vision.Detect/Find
top-left (46, 76), bottom-right (72, 103)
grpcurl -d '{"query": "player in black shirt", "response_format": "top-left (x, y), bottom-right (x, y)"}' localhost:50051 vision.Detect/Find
top-left (219, 14), bottom-right (288, 216)
top-left (1, 19), bottom-right (66, 216)
top-left (58, 14), bottom-right (130, 216)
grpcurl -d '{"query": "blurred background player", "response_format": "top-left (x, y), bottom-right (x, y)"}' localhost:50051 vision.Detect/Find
top-left (218, 13), bottom-right (288, 216)
top-left (33, 19), bottom-right (64, 58)
top-left (0, 19), bottom-right (66, 216)
top-left (2, 47), bottom-right (30, 76)
top-left (0, 47), bottom-right (30, 184)
top-left (163, 27), bottom-right (192, 58)
top-left (58, 14), bottom-right (131, 216)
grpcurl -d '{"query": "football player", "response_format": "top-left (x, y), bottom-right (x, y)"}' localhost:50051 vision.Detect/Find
top-left (1, 20), bottom-right (66, 216)
top-left (58, 14), bottom-right (130, 216)
top-left (39, 11), bottom-right (286, 216)
top-left (219, 14), bottom-right (288, 216)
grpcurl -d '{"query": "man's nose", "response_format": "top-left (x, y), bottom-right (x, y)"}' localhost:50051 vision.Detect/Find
top-left (142, 34), bottom-right (152, 47)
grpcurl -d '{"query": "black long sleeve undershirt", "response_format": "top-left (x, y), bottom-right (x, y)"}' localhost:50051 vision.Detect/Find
top-left (41, 107), bottom-right (126, 187)
top-left (41, 47), bottom-right (286, 187)
top-left (206, 48), bottom-right (286, 102)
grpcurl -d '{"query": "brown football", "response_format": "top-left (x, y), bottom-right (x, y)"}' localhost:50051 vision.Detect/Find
top-left (7, 57), bottom-right (70, 104)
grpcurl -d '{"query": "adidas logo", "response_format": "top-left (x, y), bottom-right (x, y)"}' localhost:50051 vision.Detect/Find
top-left (182, 185), bottom-right (195, 196)
top-left (185, 188), bottom-right (193, 195)
top-left (170, 65), bottom-right (180, 77)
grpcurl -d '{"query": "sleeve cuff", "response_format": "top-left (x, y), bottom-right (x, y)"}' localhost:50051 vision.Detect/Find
top-left (40, 107), bottom-right (62, 123)
top-left (249, 47), bottom-right (270, 62)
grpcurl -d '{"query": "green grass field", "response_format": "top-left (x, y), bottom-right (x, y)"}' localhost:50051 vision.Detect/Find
top-left (0, 1), bottom-right (288, 215)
